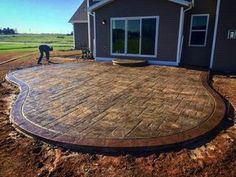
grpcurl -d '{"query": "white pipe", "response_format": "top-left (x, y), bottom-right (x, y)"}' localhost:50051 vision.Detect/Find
top-left (210, 0), bottom-right (221, 69)
top-left (93, 12), bottom-right (96, 58)
top-left (177, 1), bottom-right (193, 64)
top-left (87, 0), bottom-right (91, 49)
top-left (177, 7), bottom-right (184, 65)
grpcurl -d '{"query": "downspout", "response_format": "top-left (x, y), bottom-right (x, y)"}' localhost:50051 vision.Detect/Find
top-left (87, 0), bottom-right (91, 49)
top-left (178, 1), bottom-right (194, 65)
top-left (89, 12), bottom-right (96, 58)
top-left (184, 0), bottom-right (194, 18)
top-left (177, 7), bottom-right (185, 65)
top-left (184, 5), bottom-right (193, 13)
top-left (210, 0), bottom-right (221, 70)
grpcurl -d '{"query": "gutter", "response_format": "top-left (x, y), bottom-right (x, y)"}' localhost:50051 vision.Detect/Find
top-left (89, 0), bottom-right (192, 12)
top-left (169, 0), bottom-right (192, 7)
top-left (69, 20), bottom-right (88, 24)
top-left (88, 0), bottom-right (114, 12)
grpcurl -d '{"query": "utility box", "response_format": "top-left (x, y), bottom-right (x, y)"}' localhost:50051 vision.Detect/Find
top-left (227, 30), bottom-right (236, 39)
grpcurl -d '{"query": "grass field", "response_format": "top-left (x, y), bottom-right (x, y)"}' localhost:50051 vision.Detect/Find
top-left (0, 34), bottom-right (73, 44)
top-left (0, 34), bottom-right (74, 52)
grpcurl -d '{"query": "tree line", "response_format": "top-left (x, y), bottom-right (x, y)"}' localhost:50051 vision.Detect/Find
top-left (0, 28), bottom-right (17, 35)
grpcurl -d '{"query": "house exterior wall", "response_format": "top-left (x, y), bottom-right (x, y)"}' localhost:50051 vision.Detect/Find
top-left (74, 23), bottom-right (88, 49)
top-left (181, 0), bottom-right (217, 68)
top-left (212, 0), bottom-right (236, 73)
top-left (94, 0), bottom-right (181, 62)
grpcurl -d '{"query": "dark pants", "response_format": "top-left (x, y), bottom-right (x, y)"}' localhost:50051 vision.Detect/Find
top-left (38, 49), bottom-right (50, 64)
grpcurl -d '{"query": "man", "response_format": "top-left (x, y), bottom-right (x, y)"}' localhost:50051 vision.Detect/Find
top-left (37, 45), bottom-right (53, 64)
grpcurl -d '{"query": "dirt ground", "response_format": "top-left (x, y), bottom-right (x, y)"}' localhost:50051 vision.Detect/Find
top-left (0, 50), bottom-right (81, 81)
top-left (0, 55), bottom-right (236, 177)
top-left (0, 51), bottom-right (34, 63)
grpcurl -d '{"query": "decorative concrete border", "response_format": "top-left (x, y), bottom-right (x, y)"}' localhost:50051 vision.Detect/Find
top-left (6, 71), bottom-right (226, 151)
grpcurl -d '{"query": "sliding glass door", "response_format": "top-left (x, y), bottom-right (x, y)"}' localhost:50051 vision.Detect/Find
top-left (127, 20), bottom-right (140, 54)
top-left (111, 16), bottom-right (158, 57)
top-left (112, 20), bottom-right (125, 54)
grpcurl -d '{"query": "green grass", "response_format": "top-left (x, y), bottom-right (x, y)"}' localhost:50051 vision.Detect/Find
top-left (0, 43), bottom-right (73, 52)
top-left (0, 34), bottom-right (73, 44)
top-left (0, 34), bottom-right (74, 53)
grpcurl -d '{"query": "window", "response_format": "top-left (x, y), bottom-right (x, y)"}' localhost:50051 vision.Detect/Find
top-left (111, 17), bottom-right (159, 57)
top-left (189, 14), bottom-right (209, 47)
top-left (141, 18), bottom-right (157, 55)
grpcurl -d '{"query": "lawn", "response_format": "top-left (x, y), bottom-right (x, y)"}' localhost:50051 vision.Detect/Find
top-left (0, 34), bottom-right (73, 44)
top-left (0, 34), bottom-right (74, 52)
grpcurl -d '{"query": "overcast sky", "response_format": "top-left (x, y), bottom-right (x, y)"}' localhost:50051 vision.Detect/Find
top-left (0, 0), bottom-right (83, 34)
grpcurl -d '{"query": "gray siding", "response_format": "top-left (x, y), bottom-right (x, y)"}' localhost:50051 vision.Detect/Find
top-left (181, 0), bottom-right (216, 68)
top-left (74, 23), bottom-right (88, 49)
top-left (212, 0), bottom-right (236, 73)
top-left (95, 0), bottom-right (181, 62)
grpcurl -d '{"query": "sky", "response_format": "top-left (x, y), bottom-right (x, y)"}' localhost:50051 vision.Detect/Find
top-left (0, 0), bottom-right (83, 34)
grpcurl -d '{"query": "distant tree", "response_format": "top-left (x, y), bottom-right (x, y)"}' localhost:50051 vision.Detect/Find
top-left (71, 31), bottom-right (73, 36)
top-left (0, 27), bottom-right (17, 35)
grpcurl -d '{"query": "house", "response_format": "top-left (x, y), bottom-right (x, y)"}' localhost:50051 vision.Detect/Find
top-left (69, 0), bottom-right (236, 73)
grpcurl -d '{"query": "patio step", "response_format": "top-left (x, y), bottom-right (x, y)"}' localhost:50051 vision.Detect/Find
top-left (112, 59), bottom-right (148, 67)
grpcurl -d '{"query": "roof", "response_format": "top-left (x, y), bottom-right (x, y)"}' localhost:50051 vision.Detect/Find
top-left (89, 0), bottom-right (193, 12)
top-left (69, 0), bottom-right (88, 23)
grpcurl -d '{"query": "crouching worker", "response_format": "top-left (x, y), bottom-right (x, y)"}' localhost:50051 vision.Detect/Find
top-left (37, 45), bottom-right (53, 64)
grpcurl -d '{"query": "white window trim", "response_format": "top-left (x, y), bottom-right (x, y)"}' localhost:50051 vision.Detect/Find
top-left (110, 16), bottom-right (159, 58)
top-left (189, 14), bottom-right (210, 47)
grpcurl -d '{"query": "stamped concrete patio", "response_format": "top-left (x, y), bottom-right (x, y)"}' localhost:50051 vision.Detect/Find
top-left (6, 62), bottom-right (225, 150)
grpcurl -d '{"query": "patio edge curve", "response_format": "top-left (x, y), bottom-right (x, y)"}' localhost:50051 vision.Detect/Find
top-left (5, 70), bottom-right (226, 152)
